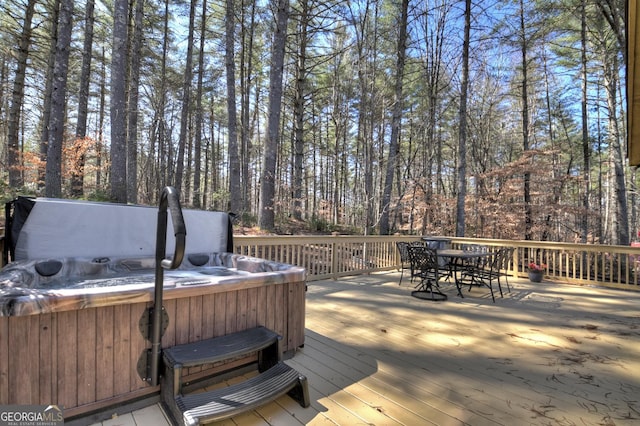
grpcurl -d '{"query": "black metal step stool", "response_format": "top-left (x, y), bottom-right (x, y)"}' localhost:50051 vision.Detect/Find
top-left (161, 326), bottom-right (309, 425)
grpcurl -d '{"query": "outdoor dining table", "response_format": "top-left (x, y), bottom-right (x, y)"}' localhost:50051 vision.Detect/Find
top-left (437, 249), bottom-right (492, 298)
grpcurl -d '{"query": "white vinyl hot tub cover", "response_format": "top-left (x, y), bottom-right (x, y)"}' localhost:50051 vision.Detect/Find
top-left (10, 198), bottom-right (232, 261)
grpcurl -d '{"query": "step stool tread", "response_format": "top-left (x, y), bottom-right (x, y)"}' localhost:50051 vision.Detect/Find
top-left (177, 362), bottom-right (305, 424)
top-left (163, 326), bottom-right (278, 368)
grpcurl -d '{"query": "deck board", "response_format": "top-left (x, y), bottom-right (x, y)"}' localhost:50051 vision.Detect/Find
top-left (90, 273), bottom-right (640, 425)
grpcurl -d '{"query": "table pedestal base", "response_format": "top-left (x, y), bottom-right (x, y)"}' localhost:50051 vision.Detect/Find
top-left (411, 290), bottom-right (447, 302)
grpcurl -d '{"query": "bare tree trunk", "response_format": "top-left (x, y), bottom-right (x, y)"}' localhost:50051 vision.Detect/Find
top-left (45, 0), bottom-right (74, 198)
top-left (97, 46), bottom-right (106, 190)
top-left (594, 0), bottom-right (627, 245)
top-left (333, 119), bottom-right (345, 226)
top-left (202, 135), bottom-right (210, 208)
top-left (348, 0), bottom-right (376, 235)
top-left (175, 0), bottom-right (197, 197)
top-left (110, 0), bottom-right (129, 202)
top-left (259, 0), bottom-right (289, 231)
top-left (541, 50), bottom-right (570, 242)
top-left (240, 0), bottom-right (257, 214)
top-left (595, 0), bottom-right (625, 62)
top-left (604, 51), bottom-right (629, 245)
top-left (596, 95), bottom-right (604, 242)
top-left (226, 0), bottom-right (241, 213)
top-left (39, 0), bottom-right (60, 189)
top-left (579, 0), bottom-right (591, 243)
top-left (208, 102), bottom-right (218, 208)
top-left (455, 0), bottom-right (471, 237)
top-left (292, 0), bottom-right (310, 221)
top-left (127, 0), bottom-right (144, 204)
top-left (193, 0), bottom-right (207, 209)
top-left (380, 0), bottom-right (408, 235)
top-left (368, 4), bottom-right (382, 233)
top-left (518, 0), bottom-right (532, 240)
top-left (7, 0), bottom-right (37, 188)
top-left (419, 1), bottom-right (450, 229)
top-left (70, 0), bottom-right (95, 197)
top-left (157, 0), bottom-right (170, 193)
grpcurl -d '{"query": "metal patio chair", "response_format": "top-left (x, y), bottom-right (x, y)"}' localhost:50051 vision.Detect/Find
top-left (396, 241), bottom-right (412, 285)
top-left (407, 244), bottom-right (447, 301)
top-left (462, 247), bottom-right (514, 302)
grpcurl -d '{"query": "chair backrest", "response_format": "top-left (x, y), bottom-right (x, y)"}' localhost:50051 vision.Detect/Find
top-left (488, 248), bottom-right (504, 271)
top-left (396, 241), bottom-right (411, 264)
top-left (407, 244), bottom-right (439, 276)
top-left (465, 244), bottom-right (489, 267)
top-left (500, 247), bottom-right (515, 270)
top-left (490, 247), bottom-right (513, 272)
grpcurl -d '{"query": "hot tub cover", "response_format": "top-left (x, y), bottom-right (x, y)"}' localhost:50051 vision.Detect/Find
top-left (3, 197), bottom-right (234, 262)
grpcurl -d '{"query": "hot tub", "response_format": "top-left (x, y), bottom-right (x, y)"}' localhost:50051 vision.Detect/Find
top-left (0, 195), bottom-right (306, 420)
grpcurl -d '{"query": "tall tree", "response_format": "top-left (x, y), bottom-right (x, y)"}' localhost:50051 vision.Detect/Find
top-left (580, 0), bottom-right (590, 243)
top-left (595, 0), bottom-right (625, 61)
top-left (291, 0), bottom-right (311, 221)
top-left (518, 0), bottom-right (533, 240)
top-left (39, 0), bottom-right (60, 189)
top-left (153, 0), bottom-right (171, 193)
top-left (71, 0), bottom-right (95, 197)
top-left (603, 47), bottom-right (628, 244)
top-left (416, 0), bottom-right (452, 233)
top-left (193, 0), bottom-right (207, 208)
top-left (259, 0), bottom-right (290, 231)
top-left (226, 0), bottom-right (241, 213)
top-left (596, 0), bottom-right (628, 245)
top-left (7, 0), bottom-right (37, 189)
top-left (96, 45), bottom-right (107, 189)
top-left (127, 0), bottom-right (145, 204)
top-left (380, 0), bottom-right (409, 235)
top-left (175, 0), bottom-right (197, 197)
top-left (347, 0), bottom-right (377, 235)
top-left (455, 0), bottom-right (471, 237)
top-left (110, 0), bottom-right (128, 202)
top-left (45, 0), bottom-right (74, 198)
top-left (240, 0), bottom-right (258, 214)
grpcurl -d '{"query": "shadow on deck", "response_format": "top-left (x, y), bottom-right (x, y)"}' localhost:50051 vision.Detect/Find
top-left (93, 272), bottom-right (640, 425)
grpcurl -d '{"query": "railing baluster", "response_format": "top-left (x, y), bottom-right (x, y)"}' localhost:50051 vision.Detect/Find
top-left (229, 235), bottom-right (640, 290)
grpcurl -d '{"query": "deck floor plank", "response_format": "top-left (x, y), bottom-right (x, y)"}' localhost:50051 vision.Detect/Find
top-left (303, 334), bottom-right (502, 425)
top-left (90, 273), bottom-right (640, 425)
top-left (290, 337), bottom-right (453, 425)
top-left (314, 277), bottom-right (639, 422)
top-left (286, 354), bottom-right (407, 425)
top-left (308, 313), bottom-right (544, 425)
top-left (305, 313), bottom-right (524, 424)
top-left (304, 296), bottom-right (564, 423)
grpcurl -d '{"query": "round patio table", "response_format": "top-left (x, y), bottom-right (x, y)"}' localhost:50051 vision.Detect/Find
top-left (437, 249), bottom-right (492, 298)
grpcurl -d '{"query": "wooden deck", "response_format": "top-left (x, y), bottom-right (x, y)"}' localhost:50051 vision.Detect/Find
top-left (90, 272), bottom-right (640, 425)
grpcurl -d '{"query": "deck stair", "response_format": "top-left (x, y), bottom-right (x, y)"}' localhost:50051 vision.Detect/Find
top-left (161, 326), bottom-right (310, 425)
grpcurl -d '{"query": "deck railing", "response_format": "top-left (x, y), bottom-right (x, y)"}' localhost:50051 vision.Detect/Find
top-left (234, 235), bottom-right (640, 292)
top-left (3, 232), bottom-right (639, 291)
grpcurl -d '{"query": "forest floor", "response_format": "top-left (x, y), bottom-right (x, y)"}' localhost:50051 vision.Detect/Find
top-left (235, 217), bottom-right (354, 236)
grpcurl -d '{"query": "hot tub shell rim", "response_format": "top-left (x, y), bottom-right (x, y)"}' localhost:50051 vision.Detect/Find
top-left (0, 252), bottom-right (306, 317)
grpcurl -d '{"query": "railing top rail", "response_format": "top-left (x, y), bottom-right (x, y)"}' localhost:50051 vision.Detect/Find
top-left (234, 234), bottom-right (640, 253)
top-left (448, 237), bottom-right (640, 253)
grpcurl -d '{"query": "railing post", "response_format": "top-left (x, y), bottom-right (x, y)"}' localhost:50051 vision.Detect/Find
top-left (331, 239), bottom-right (338, 279)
